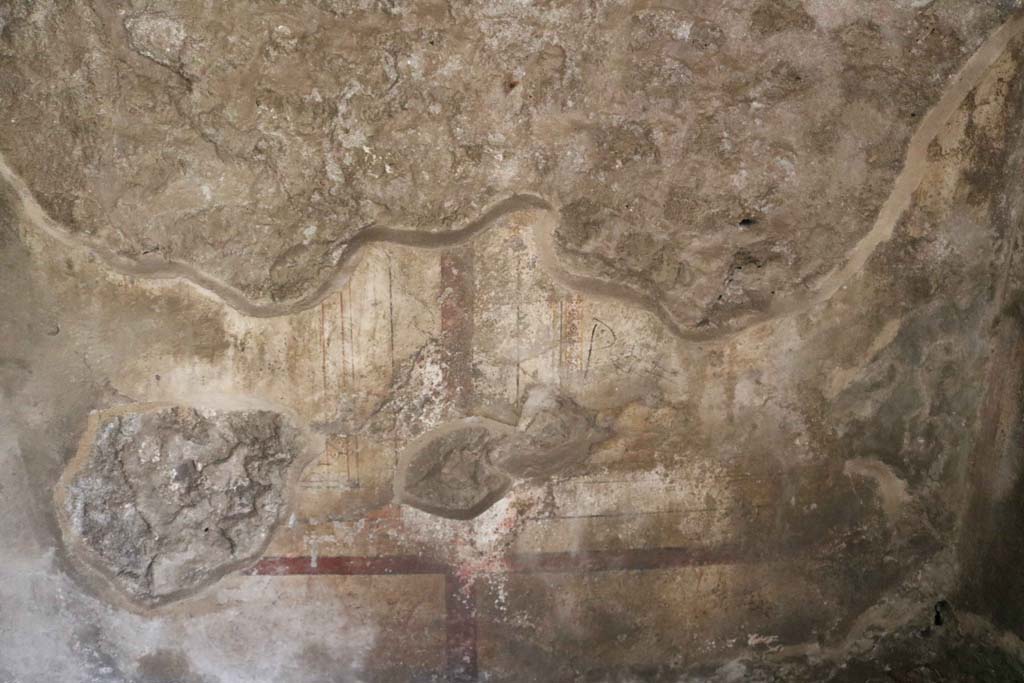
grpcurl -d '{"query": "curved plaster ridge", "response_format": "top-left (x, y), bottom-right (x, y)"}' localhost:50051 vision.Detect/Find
top-left (2, 10), bottom-right (1022, 341)
top-left (805, 11), bottom-right (1024, 311)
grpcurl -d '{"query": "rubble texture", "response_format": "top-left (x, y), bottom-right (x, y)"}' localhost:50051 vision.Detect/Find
top-left (396, 386), bottom-right (607, 518)
top-left (59, 405), bottom-right (300, 606)
top-left (0, 0), bottom-right (1013, 333)
top-left (2, 0), bottom-right (1024, 681)
top-left (397, 422), bottom-right (514, 520)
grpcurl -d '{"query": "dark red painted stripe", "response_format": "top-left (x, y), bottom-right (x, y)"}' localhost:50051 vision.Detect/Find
top-left (502, 544), bottom-right (750, 574)
top-left (248, 545), bottom-right (750, 681)
top-left (445, 572), bottom-right (478, 683)
top-left (247, 554), bottom-right (447, 576)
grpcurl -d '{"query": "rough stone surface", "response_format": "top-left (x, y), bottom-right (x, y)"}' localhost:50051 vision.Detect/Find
top-left (490, 384), bottom-right (608, 479)
top-left (398, 423), bottom-right (513, 520)
top-left (2, 1), bottom-right (1024, 681)
top-left (59, 405), bottom-right (300, 606)
top-left (395, 386), bottom-right (607, 517)
top-left (0, 0), bottom-right (1014, 333)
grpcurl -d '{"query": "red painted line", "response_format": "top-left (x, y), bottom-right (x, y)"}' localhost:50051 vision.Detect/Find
top-left (319, 302), bottom-right (327, 395)
top-left (248, 554), bottom-right (473, 681)
top-left (445, 572), bottom-right (478, 683)
top-left (248, 545), bottom-right (749, 681)
top-left (250, 545), bottom-right (749, 578)
top-left (502, 544), bottom-right (750, 574)
top-left (338, 290), bottom-right (346, 392)
top-left (247, 554), bottom-right (447, 576)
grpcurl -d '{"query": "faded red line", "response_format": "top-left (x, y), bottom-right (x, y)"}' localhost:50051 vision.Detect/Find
top-left (338, 290), bottom-right (345, 392)
top-left (319, 302), bottom-right (327, 395)
top-left (250, 545), bottom-right (747, 577)
top-left (248, 545), bottom-right (747, 681)
top-left (502, 544), bottom-right (749, 574)
top-left (445, 572), bottom-right (478, 683)
top-left (248, 554), bottom-right (446, 576)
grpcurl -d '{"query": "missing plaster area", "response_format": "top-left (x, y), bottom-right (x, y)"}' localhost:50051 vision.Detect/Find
top-left (59, 405), bottom-right (301, 606)
top-left (395, 385), bottom-right (608, 519)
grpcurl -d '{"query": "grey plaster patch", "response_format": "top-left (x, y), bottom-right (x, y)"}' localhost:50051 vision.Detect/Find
top-left (395, 386), bottom-right (608, 518)
top-left (57, 404), bottom-right (302, 607)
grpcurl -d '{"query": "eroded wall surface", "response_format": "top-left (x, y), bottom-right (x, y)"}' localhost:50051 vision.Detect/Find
top-left (2, 1), bottom-right (1024, 681)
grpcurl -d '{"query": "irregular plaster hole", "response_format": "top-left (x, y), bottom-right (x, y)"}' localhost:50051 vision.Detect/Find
top-left (396, 422), bottom-right (513, 520)
top-left (738, 217), bottom-right (758, 227)
top-left (498, 384), bottom-right (610, 479)
top-left (395, 386), bottom-right (608, 519)
top-left (57, 404), bottom-right (303, 607)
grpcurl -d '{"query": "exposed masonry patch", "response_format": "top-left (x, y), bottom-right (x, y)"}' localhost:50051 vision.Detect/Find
top-left (398, 423), bottom-right (514, 520)
top-left (1, 9), bottom-right (1022, 342)
top-left (57, 404), bottom-right (301, 607)
top-left (395, 385), bottom-right (608, 519)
